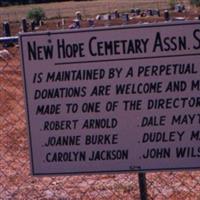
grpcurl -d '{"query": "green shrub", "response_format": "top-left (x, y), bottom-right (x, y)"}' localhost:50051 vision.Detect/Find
top-left (190, 0), bottom-right (200, 6)
top-left (168, 0), bottom-right (176, 9)
top-left (27, 7), bottom-right (45, 25)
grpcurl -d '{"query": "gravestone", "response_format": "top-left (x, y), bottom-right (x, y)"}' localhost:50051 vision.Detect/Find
top-left (96, 15), bottom-right (101, 20)
top-left (147, 9), bottom-right (153, 16)
top-left (87, 18), bottom-right (94, 27)
top-left (3, 21), bottom-right (11, 37)
top-left (21, 18), bottom-right (28, 32)
top-left (122, 13), bottom-right (129, 23)
top-left (108, 13), bottom-right (111, 21)
top-left (175, 4), bottom-right (185, 13)
top-left (61, 18), bottom-right (65, 28)
top-left (114, 9), bottom-right (120, 18)
top-left (75, 11), bottom-right (82, 21)
top-left (164, 10), bottom-right (170, 21)
top-left (155, 9), bottom-right (161, 17)
top-left (31, 21), bottom-right (35, 31)
top-left (135, 8), bottom-right (141, 16)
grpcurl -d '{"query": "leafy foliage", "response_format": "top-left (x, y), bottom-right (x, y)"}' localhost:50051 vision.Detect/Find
top-left (190, 0), bottom-right (200, 6)
top-left (27, 7), bottom-right (45, 25)
top-left (168, 0), bottom-right (176, 9)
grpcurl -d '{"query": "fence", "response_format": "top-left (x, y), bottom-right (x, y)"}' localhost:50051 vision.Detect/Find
top-left (1, 35), bottom-right (200, 200)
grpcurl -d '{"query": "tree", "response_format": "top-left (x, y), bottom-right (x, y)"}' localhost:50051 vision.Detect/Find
top-left (27, 7), bottom-right (45, 25)
top-left (168, 0), bottom-right (176, 9)
top-left (190, 0), bottom-right (200, 6)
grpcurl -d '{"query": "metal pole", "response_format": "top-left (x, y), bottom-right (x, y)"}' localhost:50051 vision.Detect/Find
top-left (138, 172), bottom-right (148, 200)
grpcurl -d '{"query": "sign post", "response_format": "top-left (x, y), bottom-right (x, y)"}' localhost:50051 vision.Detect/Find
top-left (20, 21), bottom-right (200, 176)
top-left (138, 172), bottom-right (148, 200)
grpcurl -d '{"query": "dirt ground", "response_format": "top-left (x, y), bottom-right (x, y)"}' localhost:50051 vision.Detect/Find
top-left (1, 43), bottom-right (200, 200)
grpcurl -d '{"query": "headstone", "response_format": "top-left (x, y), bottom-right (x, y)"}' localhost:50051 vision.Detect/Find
top-left (114, 9), bottom-right (120, 18)
top-left (74, 19), bottom-right (80, 28)
top-left (21, 18), bottom-right (28, 32)
top-left (68, 19), bottom-right (81, 29)
top-left (147, 9), bottom-right (153, 16)
top-left (96, 15), bottom-right (101, 20)
top-left (175, 4), bottom-right (182, 12)
top-left (164, 10), bottom-right (170, 21)
top-left (122, 13), bottom-right (129, 23)
top-left (31, 20), bottom-right (35, 31)
top-left (140, 11), bottom-right (146, 18)
top-left (87, 18), bottom-right (94, 27)
top-left (39, 20), bottom-right (44, 27)
top-left (155, 9), bottom-right (161, 17)
top-left (61, 18), bottom-right (65, 27)
top-left (31, 21), bottom-right (35, 31)
top-left (57, 21), bottom-right (61, 28)
top-left (103, 14), bottom-right (111, 26)
top-left (130, 8), bottom-right (135, 14)
top-left (108, 14), bottom-right (111, 21)
top-left (3, 21), bottom-right (11, 37)
top-left (175, 4), bottom-right (185, 13)
top-left (135, 8), bottom-right (141, 16)
top-left (75, 11), bottom-right (82, 20)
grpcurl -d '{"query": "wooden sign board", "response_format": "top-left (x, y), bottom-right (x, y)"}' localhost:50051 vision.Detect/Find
top-left (20, 21), bottom-right (200, 175)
